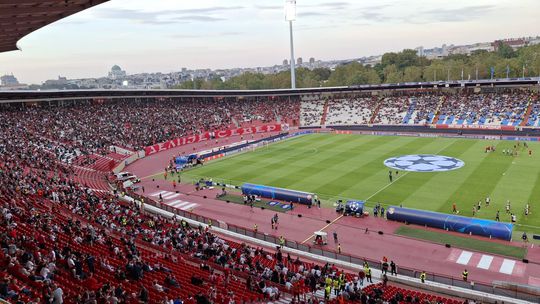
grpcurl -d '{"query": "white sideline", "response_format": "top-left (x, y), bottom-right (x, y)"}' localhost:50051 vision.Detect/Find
top-left (122, 195), bottom-right (536, 304)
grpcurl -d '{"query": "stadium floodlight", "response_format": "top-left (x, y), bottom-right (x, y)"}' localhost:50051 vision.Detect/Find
top-left (285, 0), bottom-right (297, 89)
top-left (285, 0), bottom-right (296, 21)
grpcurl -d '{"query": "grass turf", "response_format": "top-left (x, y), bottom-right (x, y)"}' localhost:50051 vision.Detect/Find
top-left (216, 194), bottom-right (290, 213)
top-left (395, 226), bottom-right (527, 259)
top-left (181, 133), bottom-right (540, 236)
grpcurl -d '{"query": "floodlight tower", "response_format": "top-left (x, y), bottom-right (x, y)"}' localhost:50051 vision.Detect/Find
top-left (285, 0), bottom-right (297, 89)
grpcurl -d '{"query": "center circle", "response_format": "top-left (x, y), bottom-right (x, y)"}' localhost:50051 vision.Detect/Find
top-left (384, 154), bottom-right (465, 172)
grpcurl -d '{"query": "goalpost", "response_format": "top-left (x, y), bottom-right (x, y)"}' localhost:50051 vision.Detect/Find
top-left (252, 140), bottom-right (269, 153)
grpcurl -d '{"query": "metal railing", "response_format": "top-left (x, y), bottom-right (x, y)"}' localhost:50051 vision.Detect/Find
top-left (128, 190), bottom-right (540, 303)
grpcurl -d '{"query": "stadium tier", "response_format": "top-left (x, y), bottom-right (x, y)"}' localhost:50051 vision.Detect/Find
top-left (1, 85), bottom-right (540, 304)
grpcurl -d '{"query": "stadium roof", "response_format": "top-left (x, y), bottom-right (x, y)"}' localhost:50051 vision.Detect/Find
top-left (0, 78), bottom-right (539, 103)
top-left (0, 0), bottom-right (109, 53)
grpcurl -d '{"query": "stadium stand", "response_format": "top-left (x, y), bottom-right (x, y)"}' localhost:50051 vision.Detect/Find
top-left (325, 97), bottom-right (377, 126)
top-left (2, 88), bottom-right (540, 303)
top-left (0, 97), bottom-right (298, 154)
top-left (372, 97), bottom-right (410, 125)
top-left (300, 90), bottom-right (539, 128)
top-left (300, 96), bottom-right (326, 127)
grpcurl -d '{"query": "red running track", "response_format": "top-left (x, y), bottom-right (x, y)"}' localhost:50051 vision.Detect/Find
top-left (125, 132), bottom-right (540, 288)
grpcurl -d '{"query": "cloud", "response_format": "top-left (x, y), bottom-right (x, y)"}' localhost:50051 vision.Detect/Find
top-left (170, 31), bottom-right (243, 39)
top-left (298, 11), bottom-right (329, 18)
top-left (94, 6), bottom-right (242, 24)
top-left (420, 5), bottom-right (496, 23)
top-left (254, 5), bottom-right (281, 11)
top-left (306, 2), bottom-right (350, 10)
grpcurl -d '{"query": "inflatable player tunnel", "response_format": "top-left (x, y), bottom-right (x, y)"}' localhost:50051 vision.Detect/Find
top-left (241, 183), bottom-right (314, 205)
top-left (386, 206), bottom-right (513, 241)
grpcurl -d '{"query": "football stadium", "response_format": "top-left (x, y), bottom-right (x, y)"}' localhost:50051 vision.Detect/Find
top-left (1, 1), bottom-right (540, 304)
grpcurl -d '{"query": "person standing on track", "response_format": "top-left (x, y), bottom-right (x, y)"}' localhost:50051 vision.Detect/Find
top-left (365, 266), bottom-right (373, 283)
top-left (389, 170), bottom-right (393, 183)
top-left (462, 269), bottom-right (468, 281)
top-left (382, 260), bottom-right (389, 275)
top-left (390, 261), bottom-right (397, 276)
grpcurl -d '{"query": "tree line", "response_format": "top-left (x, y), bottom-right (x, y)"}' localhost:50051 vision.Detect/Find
top-left (175, 43), bottom-right (540, 90)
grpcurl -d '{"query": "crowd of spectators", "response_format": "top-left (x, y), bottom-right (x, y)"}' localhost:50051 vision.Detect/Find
top-left (2, 91), bottom-right (530, 303)
top-left (231, 97), bottom-right (299, 126)
top-left (0, 106), bottom-right (393, 303)
top-left (0, 97), bottom-right (298, 155)
top-left (299, 91), bottom-right (538, 127)
top-left (372, 97), bottom-right (409, 125)
top-left (408, 95), bottom-right (441, 125)
top-left (325, 98), bottom-right (377, 125)
top-left (300, 97), bottom-right (326, 127)
top-left (0, 101), bottom-right (463, 304)
top-left (436, 92), bottom-right (532, 126)
top-left (526, 96), bottom-right (540, 127)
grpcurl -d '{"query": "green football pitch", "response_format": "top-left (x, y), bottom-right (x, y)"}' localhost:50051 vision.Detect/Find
top-left (182, 133), bottom-right (540, 235)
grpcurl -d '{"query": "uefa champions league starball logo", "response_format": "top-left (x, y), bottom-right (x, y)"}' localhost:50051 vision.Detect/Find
top-left (384, 154), bottom-right (464, 172)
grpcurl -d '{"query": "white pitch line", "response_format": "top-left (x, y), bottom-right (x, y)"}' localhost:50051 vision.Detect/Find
top-left (364, 139), bottom-right (457, 202)
top-left (365, 171), bottom-right (410, 201)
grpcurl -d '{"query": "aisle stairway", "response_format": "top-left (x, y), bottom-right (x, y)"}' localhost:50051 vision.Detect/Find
top-left (369, 99), bottom-right (382, 124)
top-left (431, 96), bottom-right (446, 124)
top-left (320, 99), bottom-right (330, 126)
top-left (520, 97), bottom-right (534, 126)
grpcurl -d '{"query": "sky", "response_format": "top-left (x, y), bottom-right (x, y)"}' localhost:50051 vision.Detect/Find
top-left (1, 0), bottom-right (539, 84)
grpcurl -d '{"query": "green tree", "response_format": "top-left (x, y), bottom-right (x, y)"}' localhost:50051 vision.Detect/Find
top-left (497, 42), bottom-right (516, 59)
top-left (403, 66), bottom-right (422, 82)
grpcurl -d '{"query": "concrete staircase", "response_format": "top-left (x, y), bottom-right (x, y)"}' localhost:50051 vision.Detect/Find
top-left (369, 100), bottom-right (382, 124)
top-left (320, 99), bottom-right (330, 126)
top-left (431, 96), bottom-right (446, 124)
top-left (520, 97), bottom-right (534, 126)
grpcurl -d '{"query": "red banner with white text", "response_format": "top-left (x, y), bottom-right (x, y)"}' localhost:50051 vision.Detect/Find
top-left (144, 124), bottom-right (282, 156)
